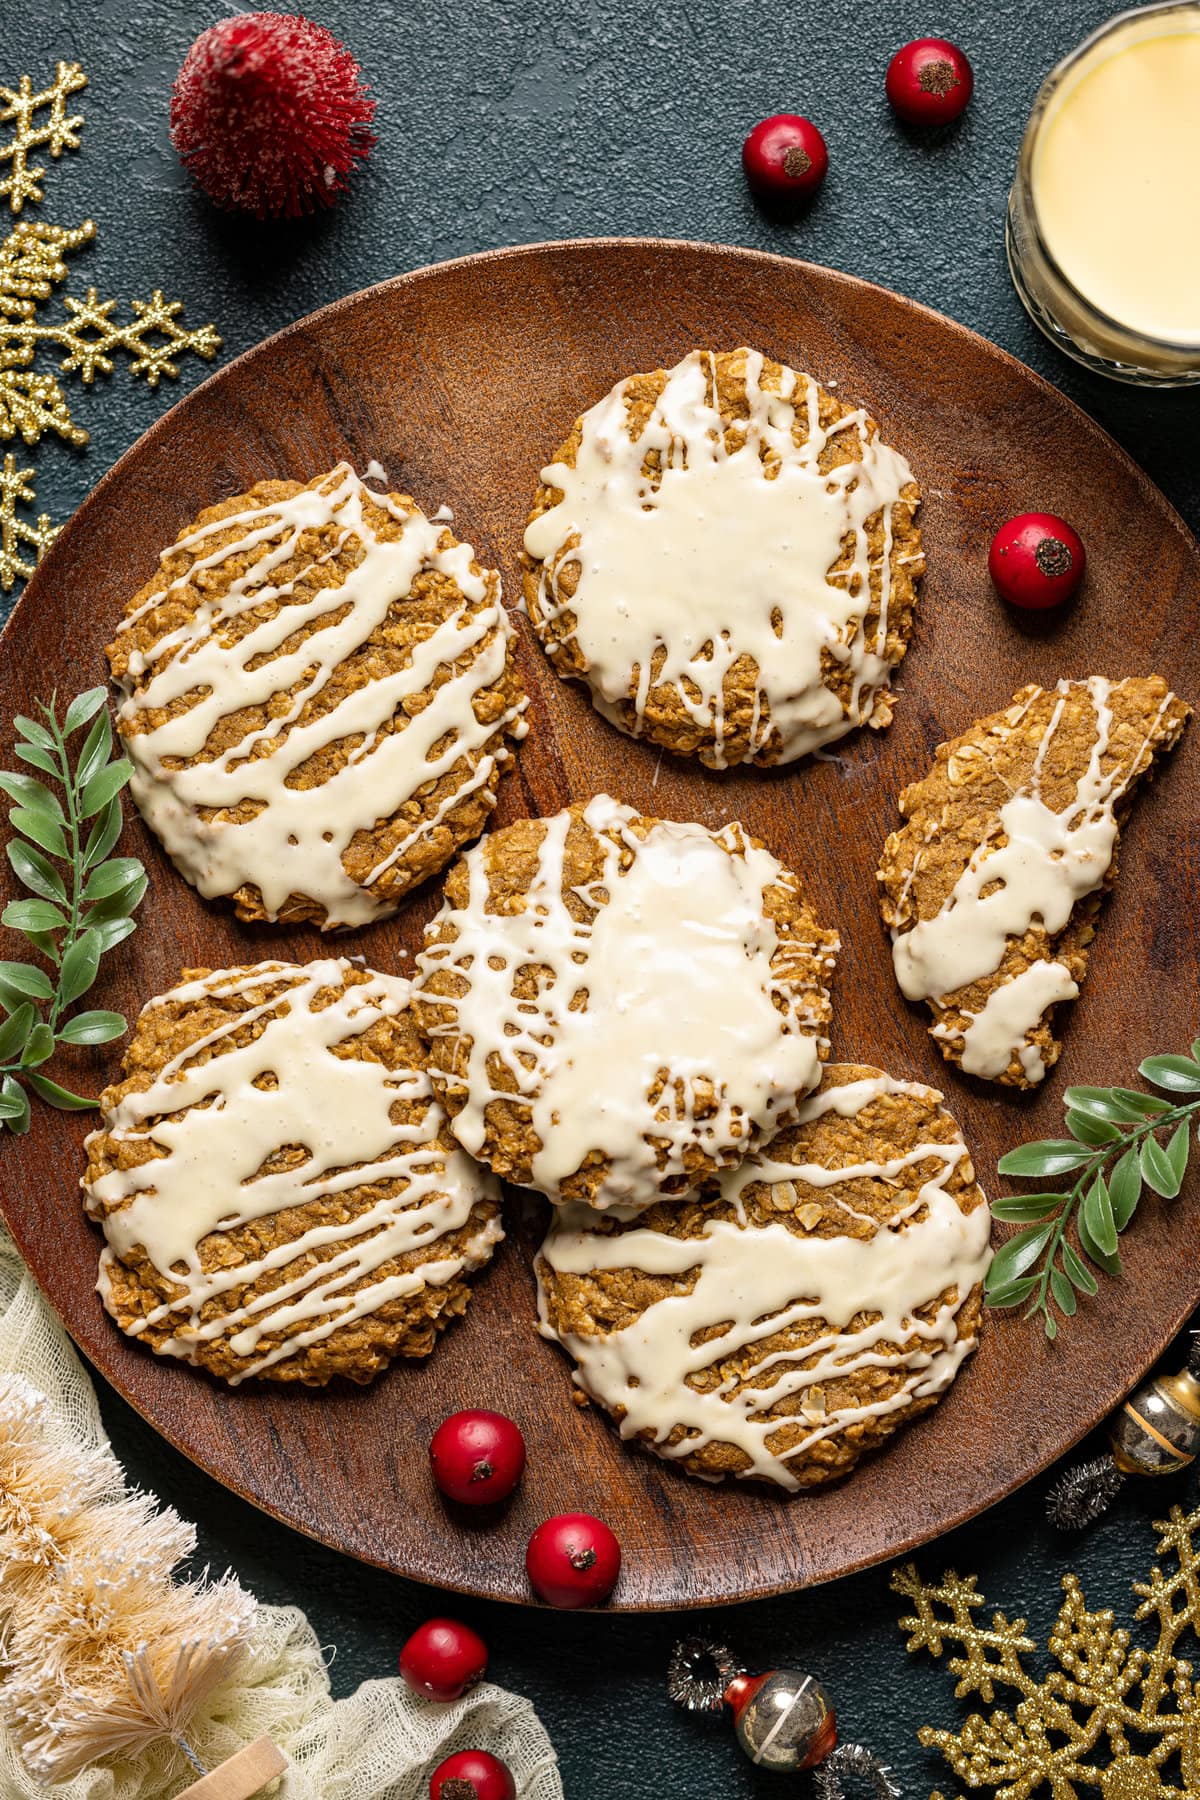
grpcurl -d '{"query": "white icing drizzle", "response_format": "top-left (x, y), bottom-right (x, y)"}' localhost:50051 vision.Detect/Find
top-left (892, 677), bottom-right (1175, 1080)
top-left (82, 960), bottom-right (501, 1383)
top-left (113, 464), bottom-right (527, 929)
top-left (537, 1075), bottom-right (992, 1490)
top-left (522, 348), bottom-right (917, 767)
top-left (937, 961), bottom-right (1080, 1084)
top-left (415, 794), bottom-right (832, 1209)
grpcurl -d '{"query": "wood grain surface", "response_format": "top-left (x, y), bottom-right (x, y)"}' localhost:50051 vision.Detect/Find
top-left (1, 238), bottom-right (1198, 1611)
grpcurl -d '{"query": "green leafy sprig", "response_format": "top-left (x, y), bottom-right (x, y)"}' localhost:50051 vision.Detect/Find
top-left (985, 1046), bottom-right (1200, 1337)
top-left (0, 688), bottom-right (144, 1129)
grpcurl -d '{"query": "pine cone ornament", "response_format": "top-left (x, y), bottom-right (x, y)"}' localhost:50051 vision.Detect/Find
top-left (170, 12), bottom-right (376, 220)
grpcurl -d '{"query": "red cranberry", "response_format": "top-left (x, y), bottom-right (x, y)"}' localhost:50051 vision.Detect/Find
top-left (430, 1410), bottom-right (526, 1506)
top-left (886, 38), bottom-right (974, 126)
top-left (525, 1511), bottom-right (621, 1609)
top-left (742, 114), bottom-right (828, 203)
top-left (429, 1749), bottom-right (515, 1800)
top-left (400, 1617), bottom-right (488, 1702)
top-left (988, 512), bottom-right (1086, 610)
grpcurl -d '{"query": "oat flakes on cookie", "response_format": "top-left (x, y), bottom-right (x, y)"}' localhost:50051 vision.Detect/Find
top-left (880, 675), bottom-right (1190, 1088)
top-left (522, 347), bottom-right (922, 769)
top-left (108, 463), bottom-right (527, 930)
top-left (412, 794), bottom-right (838, 1210)
top-left (536, 1064), bottom-right (991, 1490)
top-left (82, 959), bottom-right (502, 1386)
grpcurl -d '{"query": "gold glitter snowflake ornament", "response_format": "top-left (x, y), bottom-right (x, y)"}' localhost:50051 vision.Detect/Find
top-left (894, 1504), bottom-right (1200, 1797)
top-left (0, 62), bottom-right (86, 215)
top-left (0, 66), bottom-right (221, 591)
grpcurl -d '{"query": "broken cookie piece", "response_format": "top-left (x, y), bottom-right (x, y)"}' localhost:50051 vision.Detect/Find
top-left (878, 675), bottom-right (1190, 1088)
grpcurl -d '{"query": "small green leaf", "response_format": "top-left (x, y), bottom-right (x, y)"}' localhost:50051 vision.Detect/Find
top-left (1049, 1266), bottom-right (1077, 1317)
top-left (0, 771), bottom-right (64, 819)
top-left (9, 804), bottom-right (68, 860)
top-left (22, 1023), bottom-right (55, 1067)
top-left (81, 856), bottom-right (144, 903)
top-left (987, 1222), bottom-right (1055, 1289)
top-left (14, 714), bottom-right (54, 749)
top-left (57, 1009), bottom-right (127, 1046)
top-left (1063, 1086), bottom-right (1149, 1124)
top-left (88, 915), bottom-right (137, 955)
top-left (1081, 1173), bottom-right (1118, 1256)
top-left (86, 872), bottom-right (148, 922)
top-left (7, 839), bottom-right (66, 904)
top-left (1109, 1145), bottom-right (1143, 1230)
top-left (75, 708), bottom-right (113, 789)
top-left (2, 898), bottom-right (67, 933)
top-left (0, 1076), bottom-right (29, 1133)
top-left (58, 930), bottom-right (101, 1007)
top-left (25, 1072), bottom-right (94, 1111)
top-left (1139, 1054), bottom-right (1200, 1094)
top-left (0, 1002), bottom-right (35, 1062)
top-left (13, 742), bottom-right (60, 777)
top-left (984, 1275), bottom-right (1039, 1309)
top-left (997, 1140), bottom-right (1096, 1178)
top-left (1142, 1133), bottom-right (1182, 1198)
top-left (1078, 1208), bottom-right (1122, 1277)
top-left (1110, 1087), bottom-right (1171, 1116)
top-left (1044, 1312), bottom-right (1058, 1341)
top-left (83, 798), bottom-right (122, 868)
top-left (1166, 1120), bottom-right (1190, 1187)
top-left (1191, 1035), bottom-right (1200, 1065)
top-left (79, 758), bottom-right (132, 819)
top-left (23, 929), bottom-right (60, 967)
top-left (1065, 1108), bottom-right (1122, 1146)
top-left (1061, 1240), bottom-right (1100, 1295)
top-left (0, 962), bottom-right (53, 1000)
top-left (0, 1087), bottom-right (27, 1120)
top-left (62, 688), bottom-right (108, 736)
top-left (989, 1193), bottom-right (1062, 1222)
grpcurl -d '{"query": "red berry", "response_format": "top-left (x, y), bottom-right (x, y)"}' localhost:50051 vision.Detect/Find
top-left (742, 114), bottom-right (829, 203)
top-left (399, 1617), bottom-right (488, 1703)
top-left (525, 1512), bottom-right (621, 1609)
top-left (988, 512), bottom-right (1086, 611)
top-left (170, 12), bottom-right (376, 219)
top-left (429, 1749), bottom-right (515, 1800)
top-left (430, 1410), bottom-right (526, 1506)
top-left (886, 38), bottom-right (974, 126)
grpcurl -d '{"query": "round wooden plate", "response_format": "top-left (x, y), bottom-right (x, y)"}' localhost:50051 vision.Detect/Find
top-left (2, 239), bottom-right (1198, 1610)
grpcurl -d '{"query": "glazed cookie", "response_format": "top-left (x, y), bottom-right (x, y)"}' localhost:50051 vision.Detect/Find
top-left (879, 675), bottom-right (1189, 1088)
top-left (536, 1065), bottom-right (991, 1491)
top-left (108, 464), bottom-right (527, 930)
top-left (522, 347), bottom-right (922, 769)
top-left (82, 960), bottom-right (502, 1386)
top-left (412, 794), bottom-right (838, 1209)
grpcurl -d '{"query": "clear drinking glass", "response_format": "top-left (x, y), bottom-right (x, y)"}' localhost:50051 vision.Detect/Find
top-left (1006, 1), bottom-right (1200, 386)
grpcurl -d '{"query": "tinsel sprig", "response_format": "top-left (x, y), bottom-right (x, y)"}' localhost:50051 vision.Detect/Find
top-left (0, 687), bottom-right (144, 1128)
top-left (986, 1050), bottom-right (1200, 1336)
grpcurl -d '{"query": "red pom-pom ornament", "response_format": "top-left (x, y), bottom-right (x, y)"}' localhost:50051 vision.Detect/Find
top-left (989, 512), bottom-right (1086, 610)
top-left (886, 38), bottom-right (974, 126)
top-left (429, 1410), bottom-right (526, 1507)
top-left (170, 12), bottom-right (376, 219)
top-left (742, 114), bottom-right (829, 203)
top-left (429, 1749), bottom-right (516, 1800)
top-left (399, 1617), bottom-right (488, 1702)
top-left (525, 1512), bottom-right (621, 1608)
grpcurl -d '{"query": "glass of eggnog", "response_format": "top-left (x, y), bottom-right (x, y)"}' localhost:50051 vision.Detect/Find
top-left (1007, 1), bottom-right (1200, 384)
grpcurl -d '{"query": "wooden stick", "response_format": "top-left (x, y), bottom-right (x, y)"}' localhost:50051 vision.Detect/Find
top-left (175, 1737), bottom-right (287, 1799)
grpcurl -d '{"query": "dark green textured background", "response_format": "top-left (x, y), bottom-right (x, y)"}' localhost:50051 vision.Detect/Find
top-left (5, 2), bottom-right (1200, 1795)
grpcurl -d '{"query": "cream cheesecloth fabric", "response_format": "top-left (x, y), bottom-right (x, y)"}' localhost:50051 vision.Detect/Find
top-left (0, 1226), bottom-right (563, 1800)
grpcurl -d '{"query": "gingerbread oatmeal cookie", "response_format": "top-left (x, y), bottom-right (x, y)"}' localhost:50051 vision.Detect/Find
top-left (108, 464), bottom-right (527, 930)
top-left (879, 675), bottom-right (1189, 1088)
top-left (412, 794), bottom-right (838, 1209)
top-left (82, 959), bottom-right (502, 1386)
top-left (536, 1064), bottom-right (991, 1490)
top-left (522, 347), bottom-right (922, 769)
